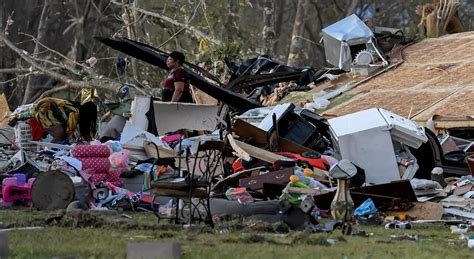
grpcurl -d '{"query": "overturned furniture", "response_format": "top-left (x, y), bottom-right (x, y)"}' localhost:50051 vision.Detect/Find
top-left (328, 108), bottom-right (428, 184)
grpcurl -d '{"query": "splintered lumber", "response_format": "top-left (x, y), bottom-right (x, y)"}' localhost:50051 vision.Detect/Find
top-left (227, 134), bottom-right (286, 163)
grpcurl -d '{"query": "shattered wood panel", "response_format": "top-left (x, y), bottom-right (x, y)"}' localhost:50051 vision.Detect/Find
top-left (324, 91), bottom-right (449, 118)
top-left (355, 63), bottom-right (445, 91)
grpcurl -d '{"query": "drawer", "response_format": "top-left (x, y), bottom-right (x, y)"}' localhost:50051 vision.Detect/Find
top-left (239, 167), bottom-right (294, 190)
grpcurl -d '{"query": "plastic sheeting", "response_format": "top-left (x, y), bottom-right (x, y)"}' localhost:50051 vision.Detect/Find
top-left (322, 14), bottom-right (373, 42)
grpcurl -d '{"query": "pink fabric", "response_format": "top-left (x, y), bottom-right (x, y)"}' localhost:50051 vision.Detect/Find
top-left (73, 144), bottom-right (123, 186)
top-left (84, 170), bottom-right (123, 186)
top-left (77, 157), bottom-right (110, 175)
top-left (72, 145), bottom-right (110, 158)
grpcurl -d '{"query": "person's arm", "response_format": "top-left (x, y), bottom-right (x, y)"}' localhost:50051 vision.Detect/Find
top-left (171, 81), bottom-right (185, 102)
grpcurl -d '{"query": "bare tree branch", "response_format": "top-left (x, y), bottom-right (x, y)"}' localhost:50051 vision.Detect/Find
top-left (0, 32), bottom-right (151, 100)
top-left (19, 32), bottom-right (87, 69)
top-left (0, 68), bottom-right (31, 74)
top-left (110, 0), bottom-right (221, 45)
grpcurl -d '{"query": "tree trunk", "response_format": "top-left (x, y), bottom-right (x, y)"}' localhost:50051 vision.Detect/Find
top-left (0, 0), bottom-right (5, 84)
top-left (222, 1), bottom-right (239, 41)
top-left (287, 0), bottom-right (308, 67)
top-left (345, 0), bottom-right (361, 17)
top-left (121, 0), bottom-right (139, 81)
top-left (22, 0), bottom-right (49, 104)
top-left (262, 0), bottom-right (275, 56)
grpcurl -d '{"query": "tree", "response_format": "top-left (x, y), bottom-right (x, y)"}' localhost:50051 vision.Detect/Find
top-left (22, 0), bottom-right (49, 104)
top-left (262, 0), bottom-right (275, 56)
top-left (287, 0), bottom-right (308, 66)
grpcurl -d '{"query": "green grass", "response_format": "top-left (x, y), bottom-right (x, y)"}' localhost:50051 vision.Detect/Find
top-left (1, 209), bottom-right (473, 258)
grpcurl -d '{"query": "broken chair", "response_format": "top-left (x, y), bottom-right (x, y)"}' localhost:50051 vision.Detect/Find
top-left (151, 140), bottom-right (225, 227)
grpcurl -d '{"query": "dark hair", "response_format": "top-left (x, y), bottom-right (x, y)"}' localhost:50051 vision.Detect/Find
top-left (169, 51), bottom-right (185, 65)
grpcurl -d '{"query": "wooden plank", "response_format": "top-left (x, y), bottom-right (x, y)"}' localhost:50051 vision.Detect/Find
top-left (227, 135), bottom-right (286, 163)
top-left (287, 187), bottom-right (331, 195)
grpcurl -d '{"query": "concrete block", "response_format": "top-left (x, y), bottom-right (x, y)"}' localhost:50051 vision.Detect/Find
top-left (127, 242), bottom-right (181, 259)
top-left (0, 232), bottom-right (8, 258)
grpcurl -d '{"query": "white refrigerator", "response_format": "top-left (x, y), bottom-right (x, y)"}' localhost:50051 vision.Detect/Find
top-left (328, 108), bottom-right (428, 184)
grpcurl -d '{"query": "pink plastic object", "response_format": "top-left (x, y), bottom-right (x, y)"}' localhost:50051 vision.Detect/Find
top-left (162, 133), bottom-right (181, 143)
top-left (2, 176), bottom-right (35, 205)
top-left (109, 149), bottom-right (130, 170)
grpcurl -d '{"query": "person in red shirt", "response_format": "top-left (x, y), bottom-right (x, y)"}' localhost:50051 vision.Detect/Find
top-left (161, 51), bottom-right (193, 103)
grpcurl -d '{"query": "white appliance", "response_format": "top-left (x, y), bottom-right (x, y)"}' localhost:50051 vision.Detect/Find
top-left (328, 108), bottom-right (428, 184)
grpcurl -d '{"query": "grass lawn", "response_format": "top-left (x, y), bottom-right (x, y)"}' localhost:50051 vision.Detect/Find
top-left (1, 209), bottom-right (472, 258)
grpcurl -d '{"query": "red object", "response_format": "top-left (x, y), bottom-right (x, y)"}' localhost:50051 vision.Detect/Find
top-left (232, 158), bottom-right (245, 173)
top-left (276, 152), bottom-right (329, 170)
top-left (162, 68), bottom-right (190, 91)
top-left (72, 145), bottom-right (110, 158)
top-left (29, 117), bottom-right (45, 141)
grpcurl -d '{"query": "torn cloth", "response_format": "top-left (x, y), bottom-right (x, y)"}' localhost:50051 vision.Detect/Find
top-left (34, 97), bottom-right (79, 139)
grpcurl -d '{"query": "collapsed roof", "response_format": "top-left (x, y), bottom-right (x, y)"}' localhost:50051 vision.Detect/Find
top-left (313, 31), bottom-right (474, 129)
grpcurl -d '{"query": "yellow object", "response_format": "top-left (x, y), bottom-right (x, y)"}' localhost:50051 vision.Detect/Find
top-left (290, 175), bottom-right (299, 184)
top-left (199, 38), bottom-right (209, 52)
top-left (81, 88), bottom-right (97, 105)
top-left (398, 214), bottom-right (407, 221)
top-left (303, 168), bottom-right (314, 177)
top-left (34, 97), bottom-right (79, 139)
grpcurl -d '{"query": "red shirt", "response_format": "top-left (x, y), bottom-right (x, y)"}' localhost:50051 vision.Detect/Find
top-left (162, 68), bottom-right (190, 91)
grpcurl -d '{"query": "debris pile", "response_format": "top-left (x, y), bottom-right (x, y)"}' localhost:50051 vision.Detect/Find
top-left (1, 13), bottom-right (474, 246)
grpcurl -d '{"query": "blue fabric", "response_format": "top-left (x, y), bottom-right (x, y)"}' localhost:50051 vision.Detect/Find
top-left (354, 198), bottom-right (377, 216)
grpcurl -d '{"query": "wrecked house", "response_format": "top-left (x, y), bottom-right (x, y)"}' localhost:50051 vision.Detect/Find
top-left (1, 11), bottom-right (474, 243)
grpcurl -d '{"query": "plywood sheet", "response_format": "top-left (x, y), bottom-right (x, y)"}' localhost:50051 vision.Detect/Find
top-left (152, 101), bottom-right (218, 133)
top-left (424, 63), bottom-right (474, 89)
top-left (385, 202), bottom-right (444, 220)
top-left (227, 134), bottom-right (286, 163)
top-left (413, 89), bottom-right (474, 122)
top-left (325, 91), bottom-right (449, 118)
top-left (356, 63), bottom-right (445, 91)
